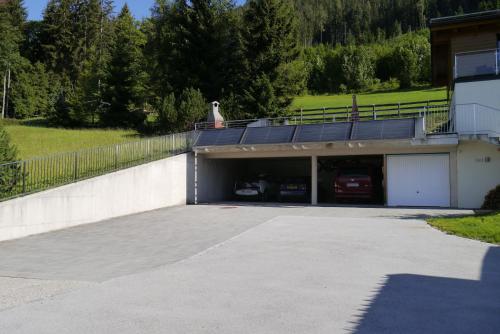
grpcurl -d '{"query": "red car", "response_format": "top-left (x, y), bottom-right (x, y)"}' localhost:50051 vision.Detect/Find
top-left (334, 168), bottom-right (374, 201)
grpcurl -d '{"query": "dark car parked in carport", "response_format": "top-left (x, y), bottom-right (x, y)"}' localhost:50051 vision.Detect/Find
top-left (278, 177), bottom-right (309, 202)
top-left (334, 168), bottom-right (374, 201)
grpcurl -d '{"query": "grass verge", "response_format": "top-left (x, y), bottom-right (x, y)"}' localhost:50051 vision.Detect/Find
top-left (292, 86), bottom-right (447, 110)
top-left (2, 120), bottom-right (139, 160)
top-left (427, 212), bottom-right (500, 245)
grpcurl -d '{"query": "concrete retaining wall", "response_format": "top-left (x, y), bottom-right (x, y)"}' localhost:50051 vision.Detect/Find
top-left (0, 154), bottom-right (188, 241)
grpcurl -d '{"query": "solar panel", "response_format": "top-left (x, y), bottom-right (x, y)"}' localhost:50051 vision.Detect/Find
top-left (195, 128), bottom-right (245, 146)
top-left (241, 126), bottom-right (296, 145)
top-left (294, 122), bottom-right (352, 143)
top-left (351, 118), bottom-right (415, 140)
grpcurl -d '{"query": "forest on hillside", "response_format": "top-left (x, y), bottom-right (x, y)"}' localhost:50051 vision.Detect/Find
top-left (0, 0), bottom-right (499, 135)
top-left (294, 0), bottom-right (500, 46)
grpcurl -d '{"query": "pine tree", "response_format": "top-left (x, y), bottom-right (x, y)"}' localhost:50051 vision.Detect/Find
top-left (241, 0), bottom-right (301, 117)
top-left (169, 0), bottom-right (243, 101)
top-left (0, 0), bottom-right (24, 119)
top-left (41, 0), bottom-right (74, 80)
top-left (102, 5), bottom-right (148, 127)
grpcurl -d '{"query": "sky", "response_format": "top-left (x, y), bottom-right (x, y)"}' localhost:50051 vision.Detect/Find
top-left (26, 0), bottom-right (158, 21)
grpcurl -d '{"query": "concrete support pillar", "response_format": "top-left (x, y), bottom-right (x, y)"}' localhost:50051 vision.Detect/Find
top-left (311, 155), bottom-right (318, 205)
top-left (194, 150), bottom-right (198, 205)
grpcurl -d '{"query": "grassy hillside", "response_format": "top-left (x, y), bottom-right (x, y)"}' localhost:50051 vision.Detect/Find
top-left (292, 87), bottom-right (447, 110)
top-left (3, 121), bottom-right (139, 160)
top-left (2, 87), bottom-right (447, 161)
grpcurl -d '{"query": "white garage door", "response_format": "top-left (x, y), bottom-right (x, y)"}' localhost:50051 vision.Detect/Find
top-left (387, 154), bottom-right (450, 207)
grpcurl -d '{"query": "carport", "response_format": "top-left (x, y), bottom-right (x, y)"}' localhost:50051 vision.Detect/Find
top-left (192, 118), bottom-right (457, 207)
top-left (194, 157), bottom-right (312, 203)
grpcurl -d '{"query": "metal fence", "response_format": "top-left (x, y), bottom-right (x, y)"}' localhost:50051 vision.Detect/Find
top-left (423, 104), bottom-right (453, 134)
top-left (0, 131), bottom-right (194, 201)
top-left (195, 100), bottom-right (451, 134)
top-left (455, 49), bottom-right (500, 80)
top-left (454, 103), bottom-right (500, 137)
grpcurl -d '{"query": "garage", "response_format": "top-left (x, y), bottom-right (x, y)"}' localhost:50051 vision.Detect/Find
top-left (387, 154), bottom-right (450, 207)
top-left (318, 155), bottom-right (384, 205)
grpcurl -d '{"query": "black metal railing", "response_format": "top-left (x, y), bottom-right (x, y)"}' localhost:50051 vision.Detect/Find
top-left (195, 99), bottom-right (451, 134)
top-left (0, 131), bottom-right (194, 201)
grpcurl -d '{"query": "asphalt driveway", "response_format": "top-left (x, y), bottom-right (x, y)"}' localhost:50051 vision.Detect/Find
top-left (0, 204), bottom-right (498, 333)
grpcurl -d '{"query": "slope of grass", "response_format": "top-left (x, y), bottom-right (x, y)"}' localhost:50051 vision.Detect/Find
top-left (292, 87), bottom-right (447, 110)
top-left (428, 212), bottom-right (500, 245)
top-left (2, 121), bottom-right (139, 160)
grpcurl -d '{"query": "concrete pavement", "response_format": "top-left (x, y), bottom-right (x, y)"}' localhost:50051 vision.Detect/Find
top-left (0, 204), bottom-right (498, 333)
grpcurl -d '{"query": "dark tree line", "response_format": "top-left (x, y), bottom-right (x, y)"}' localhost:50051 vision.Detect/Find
top-left (0, 0), bottom-right (499, 134)
top-left (294, 0), bottom-right (500, 46)
top-left (0, 0), bottom-right (304, 131)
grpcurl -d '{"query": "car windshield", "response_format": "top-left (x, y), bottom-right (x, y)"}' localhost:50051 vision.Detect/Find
top-left (236, 181), bottom-right (259, 188)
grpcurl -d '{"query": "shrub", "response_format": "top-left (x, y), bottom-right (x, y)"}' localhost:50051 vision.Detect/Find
top-left (0, 122), bottom-right (19, 194)
top-left (177, 87), bottom-right (207, 131)
top-left (388, 32), bottom-right (430, 88)
top-left (0, 123), bottom-right (17, 164)
top-left (340, 45), bottom-right (375, 91)
top-left (482, 185), bottom-right (500, 210)
top-left (155, 93), bottom-right (176, 133)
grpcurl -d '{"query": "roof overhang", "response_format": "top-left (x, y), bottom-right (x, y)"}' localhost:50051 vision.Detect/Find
top-left (194, 135), bottom-right (459, 159)
top-left (430, 9), bottom-right (500, 31)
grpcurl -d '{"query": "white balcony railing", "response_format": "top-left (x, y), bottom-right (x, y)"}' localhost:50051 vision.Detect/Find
top-left (454, 103), bottom-right (500, 137)
top-left (454, 49), bottom-right (500, 80)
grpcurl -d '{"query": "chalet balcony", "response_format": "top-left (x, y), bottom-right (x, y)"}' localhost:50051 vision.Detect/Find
top-left (454, 49), bottom-right (500, 81)
top-left (454, 103), bottom-right (500, 139)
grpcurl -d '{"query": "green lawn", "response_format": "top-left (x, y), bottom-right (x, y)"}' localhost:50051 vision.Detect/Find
top-left (292, 87), bottom-right (447, 110)
top-left (3, 122), bottom-right (139, 160)
top-left (428, 212), bottom-right (500, 245)
top-left (2, 86), bottom-right (447, 160)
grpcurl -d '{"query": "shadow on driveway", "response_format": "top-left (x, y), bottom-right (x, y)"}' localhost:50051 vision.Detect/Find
top-left (352, 246), bottom-right (500, 334)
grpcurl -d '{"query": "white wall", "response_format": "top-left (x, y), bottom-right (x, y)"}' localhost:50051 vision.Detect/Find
top-left (193, 156), bottom-right (239, 203)
top-left (454, 80), bottom-right (500, 109)
top-left (457, 141), bottom-right (500, 209)
top-left (0, 154), bottom-right (188, 241)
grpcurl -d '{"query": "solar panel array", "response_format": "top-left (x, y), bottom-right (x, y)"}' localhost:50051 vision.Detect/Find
top-left (194, 118), bottom-right (416, 147)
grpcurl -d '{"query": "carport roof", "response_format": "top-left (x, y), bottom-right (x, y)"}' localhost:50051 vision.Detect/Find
top-left (194, 118), bottom-right (416, 148)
